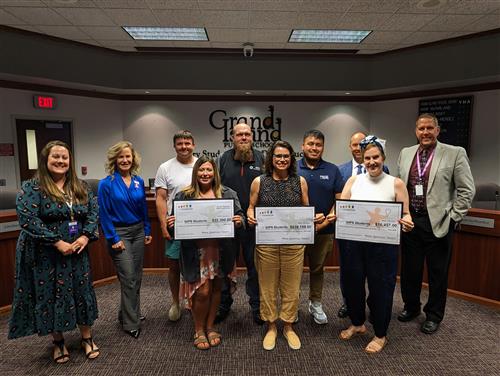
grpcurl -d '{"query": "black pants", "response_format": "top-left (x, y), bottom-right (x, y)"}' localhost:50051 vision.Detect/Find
top-left (219, 227), bottom-right (260, 315)
top-left (400, 214), bottom-right (454, 323)
top-left (341, 240), bottom-right (398, 338)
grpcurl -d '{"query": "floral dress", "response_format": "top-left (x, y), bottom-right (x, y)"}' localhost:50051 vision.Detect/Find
top-left (8, 179), bottom-right (99, 339)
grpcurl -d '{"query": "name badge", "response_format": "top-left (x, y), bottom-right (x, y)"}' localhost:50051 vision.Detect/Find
top-left (415, 184), bottom-right (424, 196)
top-left (68, 221), bottom-right (79, 236)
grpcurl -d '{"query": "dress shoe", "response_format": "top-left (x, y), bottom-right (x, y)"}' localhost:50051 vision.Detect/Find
top-left (214, 309), bottom-right (230, 324)
top-left (125, 329), bottom-right (141, 339)
top-left (397, 310), bottom-right (421, 322)
top-left (420, 320), bottom-right (440, 334)
top-left (337, 304), bottom-right (348, 318)
top-left (253, 313), bottom-right (265, 325)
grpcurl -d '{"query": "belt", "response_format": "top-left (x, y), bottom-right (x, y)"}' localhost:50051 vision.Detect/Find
top-left (113, 220), bottom-right (142, 228)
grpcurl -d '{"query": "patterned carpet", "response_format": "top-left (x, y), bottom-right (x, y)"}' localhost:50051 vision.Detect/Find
top-left (1, 272), bottom-right (499, 376)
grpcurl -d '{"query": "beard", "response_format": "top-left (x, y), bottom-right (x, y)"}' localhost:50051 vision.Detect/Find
top-left (236, 143), bottom-right (252, 162)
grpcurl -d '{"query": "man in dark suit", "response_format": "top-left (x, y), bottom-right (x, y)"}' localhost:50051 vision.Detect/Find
top-left (337, 131), bottom-right (389, 318)
top-left (397, 113), bottom-right (474, 334)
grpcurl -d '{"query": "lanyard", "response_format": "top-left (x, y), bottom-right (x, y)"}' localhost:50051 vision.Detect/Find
top-left (416, 149), bottom-right (434, 181)
top-left (65, 195), bottom-right (74, 221)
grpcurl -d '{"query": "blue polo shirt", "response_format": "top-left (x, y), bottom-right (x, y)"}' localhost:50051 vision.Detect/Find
top-left (298, 158), bottom-right (343, 234)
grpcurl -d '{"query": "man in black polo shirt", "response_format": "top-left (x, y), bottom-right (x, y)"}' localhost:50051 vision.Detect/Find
top-left (216, 122), bottom-right (265, 324)
top-left (298, 130), bottom-right (343, 324)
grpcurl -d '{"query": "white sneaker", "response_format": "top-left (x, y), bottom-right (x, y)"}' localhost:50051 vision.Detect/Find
top-left (168, 303), bottom-right (181, 322)
top-left (308, 300), bottom-right (328, 325)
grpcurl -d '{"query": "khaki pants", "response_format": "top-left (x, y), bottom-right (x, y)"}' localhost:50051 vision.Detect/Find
top-left (255, 245), bottom-right (305, 323)
top-left (305, 234), bottom-right (333, 302)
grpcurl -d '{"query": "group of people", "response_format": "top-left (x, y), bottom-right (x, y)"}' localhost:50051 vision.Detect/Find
top-left (7, 113), bottom-right (475, 362)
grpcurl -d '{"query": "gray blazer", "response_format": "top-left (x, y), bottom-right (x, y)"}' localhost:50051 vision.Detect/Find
top-left (397, 141), bottom-right (475, 238)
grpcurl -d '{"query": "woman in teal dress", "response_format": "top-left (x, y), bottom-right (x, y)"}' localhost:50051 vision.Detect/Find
top-left (8, 140), bottom-right (101, 363)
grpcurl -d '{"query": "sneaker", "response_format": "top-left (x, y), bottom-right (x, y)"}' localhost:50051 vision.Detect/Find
top-left (168, 303), bottom-right (181, 322)
top-left (308, 300), bottom-right (328, 325)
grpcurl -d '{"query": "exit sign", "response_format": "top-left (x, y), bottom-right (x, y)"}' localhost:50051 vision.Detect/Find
top-left (33, 95), bottom-right (57, 109)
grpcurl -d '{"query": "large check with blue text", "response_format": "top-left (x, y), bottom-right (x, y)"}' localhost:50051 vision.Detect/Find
top-left (335, 200), bottom-right (403, 245)
top-left (173, 199), bottom-right (234, 240)
top-left (255, 206), bottom-right (315, 245)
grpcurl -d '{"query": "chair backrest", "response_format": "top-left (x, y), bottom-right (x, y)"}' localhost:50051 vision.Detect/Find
top-left (0, 189), bottom-right (18, 210)
top-left (84, 179), bottom-right (100, 196)
top-left (472, 183), bottom-right (500, 210)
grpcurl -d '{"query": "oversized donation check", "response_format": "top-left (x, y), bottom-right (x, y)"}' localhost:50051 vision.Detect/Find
top-left (173, 199), bottom-right (234, 240)
top-left (255, 206), bottom-right (315, 245)
top-left (335, 200), bottom-right (403, 245)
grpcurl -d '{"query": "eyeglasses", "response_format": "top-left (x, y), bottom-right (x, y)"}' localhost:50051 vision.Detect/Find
top-left (273, 154), bottom-right (291, 160)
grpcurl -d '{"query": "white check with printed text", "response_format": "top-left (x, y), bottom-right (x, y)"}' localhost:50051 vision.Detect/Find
top-left (335, 200), bottom-right (403, 245)
top-left (173, 199), bottom-right (234, 240)
top-left (255, 206), bottom-right (315, 245)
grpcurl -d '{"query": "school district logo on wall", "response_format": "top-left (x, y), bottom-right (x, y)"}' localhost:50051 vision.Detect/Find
top-left (208, 105), bottom-right (282, 151)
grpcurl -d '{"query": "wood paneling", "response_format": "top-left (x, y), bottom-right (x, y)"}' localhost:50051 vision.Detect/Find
top-left (1, 205), bottom-right (499, 310)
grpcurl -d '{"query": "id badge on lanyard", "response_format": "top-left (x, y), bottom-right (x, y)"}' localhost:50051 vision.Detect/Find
top-left (66, 196), bottom-right (79, 237)
top-left (415, 149), bottom-right (434, 197)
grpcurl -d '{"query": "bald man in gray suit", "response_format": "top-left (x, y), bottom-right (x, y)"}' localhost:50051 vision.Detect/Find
top-left (397, 113), bottom-right (474, 334)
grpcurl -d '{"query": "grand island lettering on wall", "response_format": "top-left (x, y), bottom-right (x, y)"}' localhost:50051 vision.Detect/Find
top-left (208, 105), bottom-right (282, 151)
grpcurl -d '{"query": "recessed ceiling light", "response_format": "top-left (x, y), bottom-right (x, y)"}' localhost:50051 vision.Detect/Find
top-left (345, 92), bottom-right (351, 95)
top-left (245, 91), bottom-right (252, 95)
top-left (289, 29), bottom-right (371, 44)
top-left (145, 91), bottom-right (150, 94)
top-left (123, 27), bottom-right (208, 41)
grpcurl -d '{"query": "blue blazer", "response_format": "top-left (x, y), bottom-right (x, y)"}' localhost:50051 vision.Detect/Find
top-left (338, 160), bottom-right (389, 186)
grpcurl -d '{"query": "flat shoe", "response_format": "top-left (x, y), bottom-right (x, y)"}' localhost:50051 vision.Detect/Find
top-left (207, 330), bottom-right (222, 347)
top-left (263, 328), bottom-right (277, 351)
top-left (193, 332), bottom-right (210, 350)
top-left (339, 325), bottom-right (367, 340)
top-left (365, 337), bottom-right (387, 354)
top-left (283, 328), bottom-right (301, 350)
top-left (52, 339), bottom-right (69, 364)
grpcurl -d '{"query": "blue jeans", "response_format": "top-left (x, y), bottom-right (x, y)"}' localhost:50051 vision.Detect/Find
top-left (219, 227), bottom-right (260, 315)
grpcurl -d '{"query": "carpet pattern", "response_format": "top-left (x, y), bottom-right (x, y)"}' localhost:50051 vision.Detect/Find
top-left (1, 273), bottom-right (499, 376)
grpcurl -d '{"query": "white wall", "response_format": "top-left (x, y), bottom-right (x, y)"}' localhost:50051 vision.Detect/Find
top-left (0, 88), bottom-right (123, 189)
top-left (1, 87), bottom-right (498, 192)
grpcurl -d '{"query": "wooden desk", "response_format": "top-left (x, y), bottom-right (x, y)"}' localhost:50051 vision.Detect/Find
top-left (1, 204), bottom-right (499, 311)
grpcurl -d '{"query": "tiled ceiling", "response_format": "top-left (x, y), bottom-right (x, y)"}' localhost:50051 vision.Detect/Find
top-left (1, 0), bottom-right (499, 54)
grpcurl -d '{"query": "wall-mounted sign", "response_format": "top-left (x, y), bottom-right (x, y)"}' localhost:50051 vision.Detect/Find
top-left (419, 96), bottom-right (473, 153)
top-left (33, 95), bottom-right (57, 110)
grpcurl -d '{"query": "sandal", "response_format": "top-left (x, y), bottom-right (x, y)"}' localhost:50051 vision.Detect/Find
top-left (365, 336), bottom-right (387, 354)
top-left (339, 325), bottom-right (367, 340)
top-left (193, 332), bottom-right (210, 350)
top-left (52, 339), bottom-right (69, 364)
top-left (81, 337), bottom-right (100, 359)
top-left (207, 330), bottom-right (222, 347)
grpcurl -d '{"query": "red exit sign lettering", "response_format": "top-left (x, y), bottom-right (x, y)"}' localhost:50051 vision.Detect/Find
top-left (33, 95), bottom-right (57, 109)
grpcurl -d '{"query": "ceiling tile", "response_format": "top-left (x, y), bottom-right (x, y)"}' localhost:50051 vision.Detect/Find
top-left (377, 13), bottom-right (437, 31)
top-left (78, 25), bottom-right (131, 40)
top-left (300, 0), bottom-right (353, 13)
top-left (98, 39), bottom-right (137, 46)
top-left (0, 1), bottom-right (45, 5)
top-left (202, 10), bottom-right (249, 28)
top-left (401, 31), bottom-right (455, 45)
top-left (348, 0), bottom-right (402, 13)
top-left (423, 14), bottom-right (483, 31)
top-left (296, 12), bottom-right (343, 29)
top-left (135, 40), bottom-right (174, 46)
top-left (6, 6), bottom-right (70, 25)
top-left (253, 41), bottom-right (286, 48)
top-left (357, 42), bottom-right (396, 50)
top-left (249, 0), bottom-right (301, 11)
top-left (92, 0), bottom-right (148, 8)
top-left (463, 14), bottom-right (500, 32)
top-left (0, 8), bottom-right (25, 24)
top-left (337, 12), bottom-right (392, 29)
top-left (249, 11), bottom-right (298, 29)
top-left (362, 31), bottom-right (412, 44)
top-left (207, 28), bottom-right (248, 42)
top-left (146, 0), bottom-right (199, 9)
top-left (37, 25), bottom-right (90, 39)
top-left (397, 1), bottom-right (450, 14)
top-left (210, 41), bottom-right (242, 48)
top-left (103, 8), bottom-right (159, 26)
top-left (171, 40), bottom-right (211, 47)
top-left (319, 42), bottom-right (362, 49)
top-left (54, 7), bottom-right (115, 26)
top-left (155, 9), bottom-right (203, 26)
top-left (285, 42), bottom-right (325, 49)
top-left (249, 28), bottom-right (290, 43)
top-left (445, 0), bottom-right (500, 14)
top-left (43, 0), bottom-right (95, 7)
top-left (5, 24), bottom-right (41, 32)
